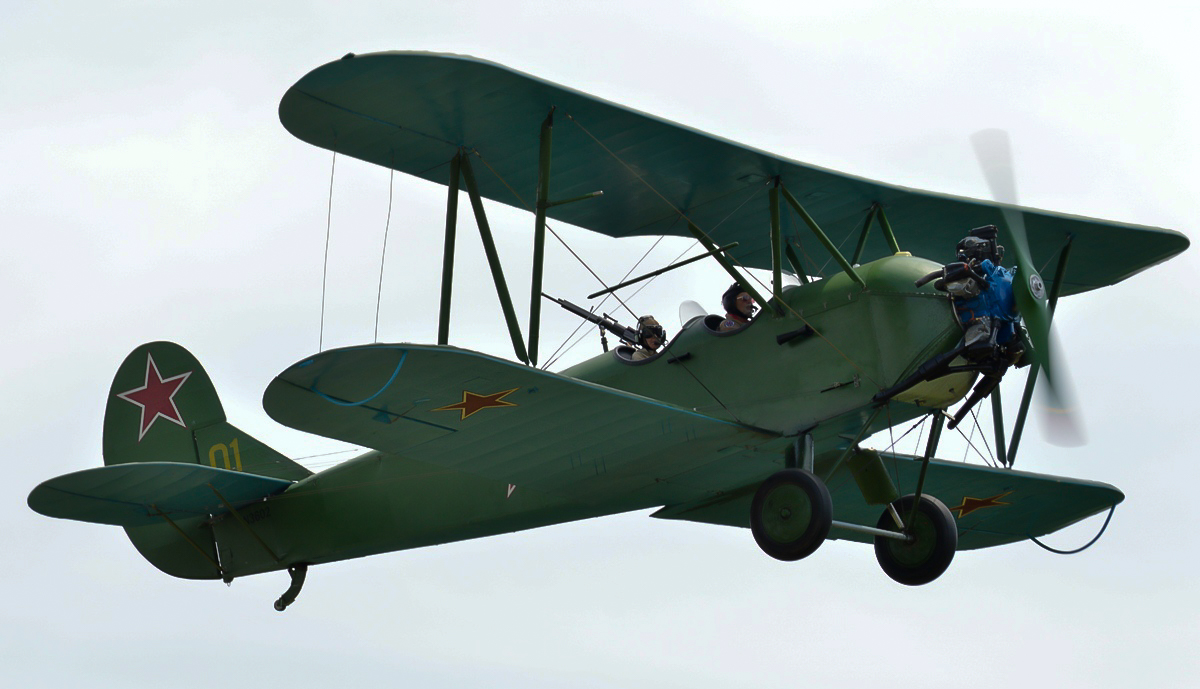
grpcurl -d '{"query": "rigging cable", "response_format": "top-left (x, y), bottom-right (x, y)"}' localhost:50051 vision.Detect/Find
top-left (293, 448), bottom-right (361, 470)
top-left (880, 415), bottom-right (927, 454)
top-left (792, 235), bottom-right (822, 280)
top-left (1037, 235), bottom-right (1075, 276)
top-left (812, 216), bottom-right (863, 279)
top-left (565, 114), bottom-right (880, 389)
top-left (544, 181), bottom-right (768, 369)
top-left (540, 234), bottom-right (667, 369)
top-left (476, 119), bottom-right (856, 386)
top-left (952, 417), bottom-right (994, 468)
top-left (967, 408), bottom-right (998, 468)
top-left (319, 147), bottom-right (337, 352)
top-left (374, 160), bottom-right (395, 343)
top-left (471, 150), bottom-right (637, 320)
top-left (408, 152), bottom-right (639, 362)
top-left (885, 402), bottom-right (901, 489)
top-left (474, 141), bottom-right (762, 418)
top-left (474, 115), bottom-right (874, 411)
top-left (912, 414), bottom-right (926, 458)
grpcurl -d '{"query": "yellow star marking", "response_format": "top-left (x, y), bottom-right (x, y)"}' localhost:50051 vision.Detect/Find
top-left (947, 491), bottom-right (1014, 518)
top-left (432, 387), bottom-right (520, 420)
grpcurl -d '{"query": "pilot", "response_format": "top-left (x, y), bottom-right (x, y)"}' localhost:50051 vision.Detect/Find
top-left (632, 316), bottom-right (666, 361)
top-left (718, 283), bottom-right (757, 332)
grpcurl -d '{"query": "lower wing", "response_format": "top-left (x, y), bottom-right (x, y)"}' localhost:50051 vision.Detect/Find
top-left (654, 452), bottom-right (1122, 550)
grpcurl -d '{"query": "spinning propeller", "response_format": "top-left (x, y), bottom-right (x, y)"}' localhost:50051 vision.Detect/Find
top-left (970, 129), bottom-right (1084, 447)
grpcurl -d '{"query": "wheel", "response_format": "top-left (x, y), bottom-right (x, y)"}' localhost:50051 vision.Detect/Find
top-left (874, 494), bottom-right (957, 585)
top-left (750, 469), bottom-right (833, 561)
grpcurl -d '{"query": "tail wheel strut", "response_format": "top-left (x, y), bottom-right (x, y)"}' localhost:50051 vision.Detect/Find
top-left (274, 564), bottom-right (308, 612)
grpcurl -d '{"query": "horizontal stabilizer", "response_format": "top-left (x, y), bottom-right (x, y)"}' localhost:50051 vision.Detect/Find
top-left (28, 462), bottom-right (293, 527)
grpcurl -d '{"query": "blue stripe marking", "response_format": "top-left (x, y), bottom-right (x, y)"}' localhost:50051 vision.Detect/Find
top-left (314, 350), bottom-right (407, 407)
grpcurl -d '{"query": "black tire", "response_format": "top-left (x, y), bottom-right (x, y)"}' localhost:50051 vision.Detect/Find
top-left (750, 469), bottom-right (833, 561)
top-left (874, 494), bottom-right (957, 586)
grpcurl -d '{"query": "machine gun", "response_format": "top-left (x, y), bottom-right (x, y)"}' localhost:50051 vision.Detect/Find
top-left (543, 293), bottom-right (638, 349)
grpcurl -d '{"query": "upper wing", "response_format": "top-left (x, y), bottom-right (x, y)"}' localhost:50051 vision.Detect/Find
top-left (263, 344), bottom-right (786, 505)
top-left (279, 51), bottom-right (1187, 296)
top-left (654, 451), bottom-right (1123, 550)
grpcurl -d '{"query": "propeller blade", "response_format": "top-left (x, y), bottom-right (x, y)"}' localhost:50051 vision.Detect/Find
top-left (970, 130), bottom-right (1084, 446)
top-left (971, 129), bottom-right (1019, 205)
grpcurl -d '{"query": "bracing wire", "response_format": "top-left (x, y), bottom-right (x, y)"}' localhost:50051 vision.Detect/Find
top-left (542, 180), bottom-right (769, 370)
top-left (541, 235), bottom-right (668, 369)
top-left (880, 416), bottom-right (927, 454)
top-left (912, 414), bottom-right (926, 458)
top-left (468, 116), bottom-right (874, 390)
top-left (319, 148), bottom-right (337, 352)
top-left (968, 409), bottom-right (997, 467)
top-left (565, 113), bottom-right (778, 300)
top-left (469, 150), bottom-right (638, 320)
top-left (953, 418), bottom-right (994, 467)
top-left (813, 220), bottom-right (861, 278)
top-left (546, 225), bottom-right (638, 320)
top-left (473, 140), bottom-right (757, 371)
top-left (374, 161), bottom-right (395, 343)
top-left (295, 448), bottom-right (360, 462)
top-left (565, 113), bottom-right (880, 388)
top-left (792, 236), bottom-right (823, 279)
top-left (541, 235), bottom-right (689, 370)
top-left (885, 403), bottom-right (901, 486)
top-left (961, 413), bottom-right (975, 461)
top-left (293, 448), bottom-right (361, 470)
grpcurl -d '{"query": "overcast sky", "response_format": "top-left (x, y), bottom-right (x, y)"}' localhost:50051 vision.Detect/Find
top-left (3, 2), bottom-right (1197, 687)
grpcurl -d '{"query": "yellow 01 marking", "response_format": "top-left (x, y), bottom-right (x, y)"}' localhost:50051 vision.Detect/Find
top-left (208, 439), bottom-right (244, 471)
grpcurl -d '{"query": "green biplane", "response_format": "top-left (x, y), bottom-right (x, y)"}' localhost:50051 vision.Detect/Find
top-left (28, 52), bottom-right (1189, 610)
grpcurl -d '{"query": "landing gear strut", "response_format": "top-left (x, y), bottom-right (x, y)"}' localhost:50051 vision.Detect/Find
top-left (874, 495), bottom-right (957, 585)
top-left (750, 469), bottom-right (832, 561)
top-left (274, 564), bottom-right (308, 612)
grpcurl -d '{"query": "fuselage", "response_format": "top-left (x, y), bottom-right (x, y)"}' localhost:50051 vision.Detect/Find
top-left (199, 255), bottom-right (974, 580)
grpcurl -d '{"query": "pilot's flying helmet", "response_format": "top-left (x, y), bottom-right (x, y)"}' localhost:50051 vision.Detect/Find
top-left (721, 283), bottom-right (757, 317)
top-left (956, 225), bottom-right (1005, 265)
top-left (636, 315), bottom-right (665, 349)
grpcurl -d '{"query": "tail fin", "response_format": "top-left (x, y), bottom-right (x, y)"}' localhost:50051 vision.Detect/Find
top-left (99, 341), bottom-right (310, 579)
top-left (104, 341), bottom-right (310, 480)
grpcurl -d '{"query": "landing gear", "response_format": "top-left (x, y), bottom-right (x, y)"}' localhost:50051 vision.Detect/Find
top-left (874, 495), bottom-right (957, 585)
top-left (750, 469), bottom-right (832, 561)
top-left (273, 564), bottom-right (308, 612)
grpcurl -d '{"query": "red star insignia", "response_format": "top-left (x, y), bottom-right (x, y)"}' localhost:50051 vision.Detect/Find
top-left (116, 353), bottom-right (192, 441)
top-left (948, 491), bottom-right (1013, 518)
top-left (432, 387), bottom-right (519, 420)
